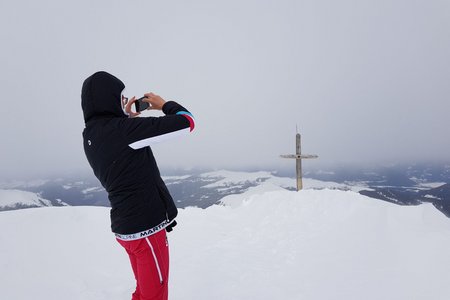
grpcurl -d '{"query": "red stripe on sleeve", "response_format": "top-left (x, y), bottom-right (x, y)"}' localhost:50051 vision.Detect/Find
top-left (181, 114), bottom-right (195, 132)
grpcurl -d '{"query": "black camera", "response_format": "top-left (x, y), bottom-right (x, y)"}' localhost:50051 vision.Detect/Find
top-left (134, 96), bottom-right (150, 112)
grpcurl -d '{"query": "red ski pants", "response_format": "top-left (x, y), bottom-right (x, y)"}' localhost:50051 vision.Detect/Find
top-left (117, 229), bottom-right (170, 300)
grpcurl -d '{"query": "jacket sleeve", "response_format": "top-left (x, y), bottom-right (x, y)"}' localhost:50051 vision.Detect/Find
top-left (119, 101), bottom-right (195, 150)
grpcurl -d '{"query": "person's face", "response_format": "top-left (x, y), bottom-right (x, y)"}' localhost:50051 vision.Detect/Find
top-left (120, 89), bottom-right (129, 116)
top-left (121, 94), bottom-right (128, 110)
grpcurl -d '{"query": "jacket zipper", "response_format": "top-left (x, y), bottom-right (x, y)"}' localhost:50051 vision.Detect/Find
top-left (145, 237), bottom-right (163, 284)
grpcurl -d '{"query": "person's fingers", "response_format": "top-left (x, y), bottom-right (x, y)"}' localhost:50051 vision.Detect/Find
top-left (125, 96), bottom-right (137, 114)
top-left (125, 96), bottom-right (136, 107)
top-left (142, 96), bottom-right (157, 105)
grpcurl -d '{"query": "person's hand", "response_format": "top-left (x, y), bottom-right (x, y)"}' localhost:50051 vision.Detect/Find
top-left (143, 93), bottom-right (166, 110)
top-left (124, 96), bottom-right (141, 118)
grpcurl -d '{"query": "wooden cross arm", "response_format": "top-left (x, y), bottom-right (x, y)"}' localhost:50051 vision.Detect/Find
top-left (280, 154), bottom-right (318, 159)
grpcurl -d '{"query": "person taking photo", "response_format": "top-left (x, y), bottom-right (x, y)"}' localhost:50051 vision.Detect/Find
top-left (81, 71), bottom-right (195, 300)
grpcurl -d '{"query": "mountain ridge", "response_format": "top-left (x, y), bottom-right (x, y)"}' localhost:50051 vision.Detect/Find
top-left (1, 168), bottom-right (449, 218)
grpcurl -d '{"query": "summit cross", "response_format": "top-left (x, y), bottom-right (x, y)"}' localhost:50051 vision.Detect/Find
top-left (280, 130), bottom-right (318, 191)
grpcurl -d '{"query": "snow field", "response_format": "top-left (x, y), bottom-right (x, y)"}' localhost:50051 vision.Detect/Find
top-left (1, 186), bottom-right (450, 299)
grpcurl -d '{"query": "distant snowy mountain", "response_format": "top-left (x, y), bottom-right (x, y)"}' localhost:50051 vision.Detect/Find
top-left (1, 166), bottom-right (449, 217)
top-left (306, 162), bottom-right (450, 184)
top-left (1, 186), bottom-right (450, 300)
top-left (164, 169), bottom-right (368, 208)
top-left (0, 189), bottom-right (68, 211)
top-left (419, 183), bottom-right (450, 217)
top-left (0, 177), bottom-right (108, 210)
top-left (1, 170), bottom-right (361, 210)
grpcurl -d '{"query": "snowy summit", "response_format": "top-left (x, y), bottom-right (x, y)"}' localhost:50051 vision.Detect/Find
top-left (1, 185), bottom-right (450, 300)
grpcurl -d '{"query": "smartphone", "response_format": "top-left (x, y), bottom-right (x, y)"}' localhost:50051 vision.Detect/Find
top-left (134, 96), bottom-right (150, 112)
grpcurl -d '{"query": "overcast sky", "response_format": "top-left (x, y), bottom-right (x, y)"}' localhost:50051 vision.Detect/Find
top-left (1, 0), bottom-right (449, 179)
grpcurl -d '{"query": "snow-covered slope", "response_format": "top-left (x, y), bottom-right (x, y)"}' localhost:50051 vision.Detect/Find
top-left (0, 189), bottom-right (67, 210)
top-left (200, 169), bottom-right (369, 193)
top-left (1, 186), bottom-right (450, 300)
top-left (200, 169), bottom-right (367, 191)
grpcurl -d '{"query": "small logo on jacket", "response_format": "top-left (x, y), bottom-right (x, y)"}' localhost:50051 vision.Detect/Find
top-left (88, 140), bottom-right (92, 146)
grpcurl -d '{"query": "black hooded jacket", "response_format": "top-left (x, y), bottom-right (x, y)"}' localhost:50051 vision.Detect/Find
top-left (81, 71), bottom-right (195, 236)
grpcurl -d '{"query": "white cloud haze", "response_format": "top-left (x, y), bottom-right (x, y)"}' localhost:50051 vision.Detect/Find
top-left (1, 0), bottom-right (449, 179)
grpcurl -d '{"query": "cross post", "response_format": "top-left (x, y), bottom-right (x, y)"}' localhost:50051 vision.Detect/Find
top-left (280, 132), bottom-right (318, 191)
